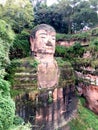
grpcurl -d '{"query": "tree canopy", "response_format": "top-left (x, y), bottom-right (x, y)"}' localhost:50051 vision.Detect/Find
top-left (34, 0), bottom-right (98, 33)
top-left (0, 0), bottom-right (34, 33)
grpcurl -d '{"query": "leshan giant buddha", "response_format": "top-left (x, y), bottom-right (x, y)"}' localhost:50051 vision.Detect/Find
top-left (30, 24), bottom-right (59, 90)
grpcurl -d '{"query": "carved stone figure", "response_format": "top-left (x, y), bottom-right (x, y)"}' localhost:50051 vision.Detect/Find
top-left (30, 24), bottom-right (59, 90)
top-left (12, 24), bottom-right (76, 130)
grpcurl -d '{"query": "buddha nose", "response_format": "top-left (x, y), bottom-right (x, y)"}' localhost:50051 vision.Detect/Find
top-left (46, 41), bottom-right (53, 46)
top-left (46, 36), bottom-right (53, 46)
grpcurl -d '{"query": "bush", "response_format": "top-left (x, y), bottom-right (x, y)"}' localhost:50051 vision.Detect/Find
top-left (0, 79), bottom-right (15, 130)
top-left (90, 38), bottom-right (98, 46)
top-left (55, 42), bottom-right (84, 60)
top-left (56, 33), bottom-right (72, 41)
top-left (13, 115), bottom-right (24, 126)
top-left (0, 19), bottom-right (15, 77)
top-left (69, 98), bottom-right (98, 130)
top-left (9, 123), bottom-right (32, 130)
top-left (10, 30), bottom-right (30, 59)
top-left (0, 19), bottom-right (15, 43)
top-left (88, 40), bottom-right (98, 58)
top-left (55, 45), bottom-right (67, 57)
top-left (72, 42), bottom-right (85, 57)
top-left (72, 32), bottom-right (90, 41)
top-left (91, 28), bottom-right (98, 36)
top-left (0, 38), bottom-right (10, 66)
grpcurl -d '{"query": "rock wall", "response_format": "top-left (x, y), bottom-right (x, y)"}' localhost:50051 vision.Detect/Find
top-left (84, 85), bottom-right (98, 114)
top-left (9, 57), bottom-right (77, 130)
top-left (76, 69), bottom-right (98, 114)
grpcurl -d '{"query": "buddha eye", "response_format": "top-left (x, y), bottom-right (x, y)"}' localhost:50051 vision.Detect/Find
top-left (40, 34), bottom-right (47, 38)
top-left (52, 37), bottom-right (56, 40)
top-left (41, 36), bottom-right (46, 38)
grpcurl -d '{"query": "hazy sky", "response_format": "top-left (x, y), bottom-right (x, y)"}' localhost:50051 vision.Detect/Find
top-left (0, 0), bottom-right (6, 5)
top-left (0, 0), bottom-right (58, 6)
top-left (47, 0), bottom-right (58, 6)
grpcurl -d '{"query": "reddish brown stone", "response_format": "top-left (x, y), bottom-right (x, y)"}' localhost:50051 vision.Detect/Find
top-left (84, 85), bottom-right (98, 114)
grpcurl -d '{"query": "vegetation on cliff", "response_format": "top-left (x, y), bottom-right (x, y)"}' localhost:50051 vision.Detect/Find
top-left (0, 0), bottom-right (98, 129)
top-left (69, 98), bottom-right (98, 130)
top-left (0, 19), bottom-right (32, 130)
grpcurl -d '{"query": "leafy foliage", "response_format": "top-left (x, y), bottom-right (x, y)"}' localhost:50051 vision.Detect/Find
top-left (0, 79), bottom-right (15, 130)
top-left (0, 19), bottom-right (16, 130)
top-left (56, 33), bottom-right (72, 41)
top-left (55, 42), bottom-right (84, 59)
top-left (55, 45), bottom-right (66, 57)
top-left (91, 28), bottom-right (98, 36)
top-left (9, 123), bottom-right (32, 130)
top-left (0, 19), bottom-right (15, 42)
top-left (0, 19), bottom-right (15, 78)
top-left (10, 30), bottom-right (30, 59)
top-left (69, 98), bottom-right (98, 130)
top-left (34, 0), bottom-right (98, 33)
top-left (0, 0), bottom-right (34, 33)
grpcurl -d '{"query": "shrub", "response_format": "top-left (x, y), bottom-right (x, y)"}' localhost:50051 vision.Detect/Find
top-left (10, 30), bottom-right (30, 59)
top-left (0, 19), bottom-right (15, 77)
top-left (0, 19), bottom-right (15, 43)
top-left (13, 115), bottom-right (24, 126)
top-left (0, 38), bottom-right (10, 66)
top-left (88, 40), bottom-right (98, 58)
top-left (56, 33), bottom-right (72, 41)
top-left (72, 42), bottom-right (85, 57)
top-left (0, 79), bottom-right (15, 130)
top-left (72, 32), bottom-right (90, 41)
top-left (69, 98), bottom-right (98, 130)
top-left (55, 42), bottom-right (84, 60)
top-left (91, 28), bottom-right (98, 36)
top-left (9, 123), bottom-right (32, 130)
top-left (55, 45), bottom-right (67, 57)
top-left (90, 38), bottom-right (98, 46)
top-left (0, 20), bottom-right (15, 130)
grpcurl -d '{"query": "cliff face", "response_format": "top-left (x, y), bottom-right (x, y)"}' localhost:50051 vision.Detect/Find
top-left (56, 28), bottom-right (98, 115)
top-left (8, 57), bottom-right (77, 130)
top-left (76, 65), bottom-right (98, 114)
top-left (84, 85), bottom-right (98, 114)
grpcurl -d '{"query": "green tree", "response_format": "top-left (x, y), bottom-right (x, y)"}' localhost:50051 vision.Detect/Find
top-left (34, 0), bottom-right (98, 33)
top-left (32, 0), bottom-right (47, 11)
top-left (10, 30), bottom-right (30, 59)
top-left (0, 0), bottom-right (34, 33)
top-left (73, 1), bottom-right (98, 30)
top-left (0, 19), bottom-right (15, 77)
top-left (0, 19), bottom-right (15, 130)
top-left (89, 0), bottom-right (98, 12)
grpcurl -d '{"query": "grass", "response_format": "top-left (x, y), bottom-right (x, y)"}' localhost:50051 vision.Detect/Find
top-left (9, 123), bottom-right (32, 130)
top-left (69, 97), bottom-right (98, 130)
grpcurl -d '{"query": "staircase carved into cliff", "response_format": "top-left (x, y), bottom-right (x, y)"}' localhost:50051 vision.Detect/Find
top-left (10, 57), bottom-right (38, 92)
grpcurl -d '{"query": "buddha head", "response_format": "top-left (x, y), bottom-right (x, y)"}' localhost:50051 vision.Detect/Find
top-left (30, 24), bottom-right (56, 56)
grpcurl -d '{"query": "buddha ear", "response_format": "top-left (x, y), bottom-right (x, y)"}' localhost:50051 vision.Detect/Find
top-left (30, 36), bottom-right (35, 52)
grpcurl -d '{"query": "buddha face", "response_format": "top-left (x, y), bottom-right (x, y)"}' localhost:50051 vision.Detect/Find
top-left (30, 29), bottom-right (56, 55)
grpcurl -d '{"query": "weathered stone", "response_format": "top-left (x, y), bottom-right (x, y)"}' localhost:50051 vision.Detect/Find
top-left (9, 24), bottom-right (77, 130)
top-left (37, 60), bottom-right (59, 89)
top-left (76, 69), bottom-right (98, 114)
top-left (84, 85), bottom-right (98, 114)
top-left (30, 24), bottom-right (59, 90)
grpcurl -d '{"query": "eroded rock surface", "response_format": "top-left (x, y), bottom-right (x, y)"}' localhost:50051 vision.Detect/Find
top-left (8, 24), bottom-right (77, 130)
top-left (84, 85), bottom-right (98, 114)
top-left (76, 70), bottom-right (98, 114)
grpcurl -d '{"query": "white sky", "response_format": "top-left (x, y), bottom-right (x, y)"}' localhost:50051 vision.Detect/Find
top-left (0, 0), bottom-right (58, 6)
top-left (0, 0), bottom-right (6, 5)
top-left (47, 0), bottom-right (58, 6)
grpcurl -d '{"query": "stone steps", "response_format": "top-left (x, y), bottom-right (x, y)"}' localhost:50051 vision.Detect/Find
top-left (14, 84), bottom-right (37, 90)
top-left (12, 61), bottom-right (37, 90)
top-left (15, 67), bottom-right (37, 73)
